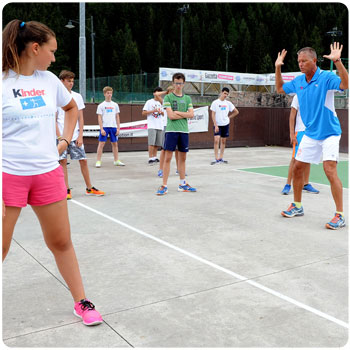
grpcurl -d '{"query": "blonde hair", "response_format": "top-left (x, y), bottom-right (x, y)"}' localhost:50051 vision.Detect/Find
top-left (2, 19), bottom-right (55, 75)
top-left (103, 86), bottom-right (113, 94)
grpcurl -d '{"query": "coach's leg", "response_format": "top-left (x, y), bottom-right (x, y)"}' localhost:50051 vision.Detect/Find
top-left (323, 161), bottom-right (343, 212)
top-left (292, 160), bottom-right (308, 203)
top-left (303, 163), bottom-right (311, 185)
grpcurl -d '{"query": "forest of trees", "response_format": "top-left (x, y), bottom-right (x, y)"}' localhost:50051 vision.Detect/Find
top-left (3, 2), bottom-right (348, 79)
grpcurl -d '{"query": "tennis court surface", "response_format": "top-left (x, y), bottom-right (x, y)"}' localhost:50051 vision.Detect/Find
top-left (2, 146), bottom-right (348, 348)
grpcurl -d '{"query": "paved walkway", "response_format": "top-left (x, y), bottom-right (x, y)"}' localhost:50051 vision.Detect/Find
top-left (2, 147), bottom-right (348, 348)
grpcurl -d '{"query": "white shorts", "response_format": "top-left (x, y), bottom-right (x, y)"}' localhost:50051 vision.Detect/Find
top-left (295, 134), bottom-right (341, 164)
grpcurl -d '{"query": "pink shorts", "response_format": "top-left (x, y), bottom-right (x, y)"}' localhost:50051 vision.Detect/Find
top-left (2, 166), bottom-right (67, 207)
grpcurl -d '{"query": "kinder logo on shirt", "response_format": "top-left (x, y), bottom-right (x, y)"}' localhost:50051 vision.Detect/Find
top-left (105, 107), bottom-right (114, 113)
top-left (12, 88), bottom-right (45, 98)
top-left (12, 88), bottom-right (47, 110)
top-left (219, 105), bottom-right (227, 111)
top-left (20, 96), bottom-right (46, 110)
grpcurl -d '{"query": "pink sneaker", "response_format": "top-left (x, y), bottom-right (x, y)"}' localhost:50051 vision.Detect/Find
top-left (74, 299), bottom-right (103, 326)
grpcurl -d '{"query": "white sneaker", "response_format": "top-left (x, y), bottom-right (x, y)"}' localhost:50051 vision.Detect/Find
top-left (114, 160), bottom-right (125, 166)
top-left (96, 161), bottom-right (101, 168)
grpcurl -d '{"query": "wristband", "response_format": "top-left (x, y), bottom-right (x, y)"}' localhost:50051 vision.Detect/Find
top-left (59, 138), bottom-right (69, 147)
top-left (333, 58), bottom-right (341, 63)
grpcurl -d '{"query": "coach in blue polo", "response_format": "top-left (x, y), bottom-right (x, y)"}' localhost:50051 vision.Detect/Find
top-left (275, 42), bottom-right (348, 230)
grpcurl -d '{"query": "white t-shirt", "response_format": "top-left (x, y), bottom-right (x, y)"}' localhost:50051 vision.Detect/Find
top-left (96, 101), bottom-right (120, 128)
top-left (143, 98), bottom-right (164, 130)
top-left (291, 95), bottom-right (305, 132)
top-left (2, 70), bottom-right (72, 175)
top-left (57, 90), bottom-right (85, 141)
top-left (210, 98), bottom-right (235, 126)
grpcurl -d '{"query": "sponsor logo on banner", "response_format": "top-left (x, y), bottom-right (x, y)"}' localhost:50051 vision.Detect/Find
top-left (205, 73), bottom-right (218, 79)
top-left (218, 74), bottom-right (234, 81)
top-left (282, 74), bottom-right (296, 81)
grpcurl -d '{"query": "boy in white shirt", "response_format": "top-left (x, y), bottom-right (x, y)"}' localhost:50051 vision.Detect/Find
top-left (57, 71), bottom-right (105, 199)
top-left (95, 86), bottom-right (125, 167)
top-left (210, 87), bottom-right (239, 164)
top-left (142, 87), bottom-right (164, 165)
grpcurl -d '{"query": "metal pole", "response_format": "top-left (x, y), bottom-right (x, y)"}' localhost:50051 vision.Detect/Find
top-left (91, 15), bottom-right (95, 102)
top-left (79, 3), bottom-right (86, 101)
top-left (180, 14), bottom-right (183, 68)
top-left (226, 50), bottom-right (229, 71)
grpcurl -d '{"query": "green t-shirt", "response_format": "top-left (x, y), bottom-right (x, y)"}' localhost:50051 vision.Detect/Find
top-left (163, 93), bottom-right (193, 133)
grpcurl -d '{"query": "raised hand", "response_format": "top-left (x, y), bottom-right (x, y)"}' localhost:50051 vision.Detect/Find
top-left (275, 49), bottom-right (287, 67)
top-left (323, 42), bottom-right (343, 62)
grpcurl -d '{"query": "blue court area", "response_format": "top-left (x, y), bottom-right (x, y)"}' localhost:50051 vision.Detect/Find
top-left (2, 147), bottom-right (348, 347)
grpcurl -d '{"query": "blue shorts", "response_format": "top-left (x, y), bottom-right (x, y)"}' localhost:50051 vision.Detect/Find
top-left (164, 132), bottom-right (189, 152)
top-left (99, 127), bottom-right (118, 142)
top-left (292, 131), bottom-right (305, 158)
top-left (214, 124), bottom-right (229, 138)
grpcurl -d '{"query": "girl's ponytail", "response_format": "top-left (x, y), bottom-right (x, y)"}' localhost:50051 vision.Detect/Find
top-left (2, 19), bottom-right (55, 75)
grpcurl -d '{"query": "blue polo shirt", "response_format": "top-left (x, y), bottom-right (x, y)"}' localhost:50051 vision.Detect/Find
top-left (283, 67), bottom-right (342, 140)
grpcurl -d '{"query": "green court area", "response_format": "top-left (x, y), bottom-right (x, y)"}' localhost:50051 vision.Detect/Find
top-left (240, 161), bottom-right (348, 188)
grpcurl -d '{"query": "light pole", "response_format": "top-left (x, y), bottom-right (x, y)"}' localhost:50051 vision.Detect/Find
top-left (223, 43), bottom-right (232, 72)
top-left (65, 13), bottom-right (96, 102)
top-left (326, 26), bottom-right (342, 72)
top-left (177, 4), bottom-right (189, 68)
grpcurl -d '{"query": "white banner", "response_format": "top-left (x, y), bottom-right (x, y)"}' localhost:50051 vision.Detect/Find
top-left (188, 106), bottom-right (209, 133)
top-left (83, 107), bottom-right (209, 138)
top-left (159, 67), bottom-right (303, 86)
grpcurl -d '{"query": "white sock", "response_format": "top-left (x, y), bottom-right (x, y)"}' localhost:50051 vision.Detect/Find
top-left (180, 179), bottom-right (186, 185)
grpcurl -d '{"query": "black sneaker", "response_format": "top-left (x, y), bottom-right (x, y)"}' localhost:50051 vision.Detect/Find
top-left (148, 159), bottom-right (155, 165)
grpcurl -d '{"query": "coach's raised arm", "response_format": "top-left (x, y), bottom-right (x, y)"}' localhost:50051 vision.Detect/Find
top-left (275, 43), bottom-right (348, 93)
top-left (323, 42), bottom-right (348, 90)
top-left (274, 49), bottom-right (287, 93)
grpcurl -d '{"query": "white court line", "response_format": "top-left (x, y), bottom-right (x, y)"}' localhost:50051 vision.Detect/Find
top-left (71, 199), bottom-right (349, 329)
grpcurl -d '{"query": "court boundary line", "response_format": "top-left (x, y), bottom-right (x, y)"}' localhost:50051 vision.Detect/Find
top-left (71, 199), bottom-right (349, 329)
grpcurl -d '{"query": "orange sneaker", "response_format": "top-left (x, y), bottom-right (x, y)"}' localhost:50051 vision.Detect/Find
top-left (85, 186), bottom-right (105, 196)
top-left (67, 188), bottom-right (72, 200)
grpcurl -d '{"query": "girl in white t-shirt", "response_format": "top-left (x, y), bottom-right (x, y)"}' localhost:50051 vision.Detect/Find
top-left (2, 19), bottom-right (102, 326)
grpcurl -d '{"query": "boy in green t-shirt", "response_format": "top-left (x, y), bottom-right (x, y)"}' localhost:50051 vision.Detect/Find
top-left (156, 72), bottom-right (197, 195)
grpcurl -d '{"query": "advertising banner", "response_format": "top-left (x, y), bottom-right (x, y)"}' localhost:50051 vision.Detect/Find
top-left (83, 107), bottom-right (209, 138)
top-left (159, 67), bottom-right (303, 86)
